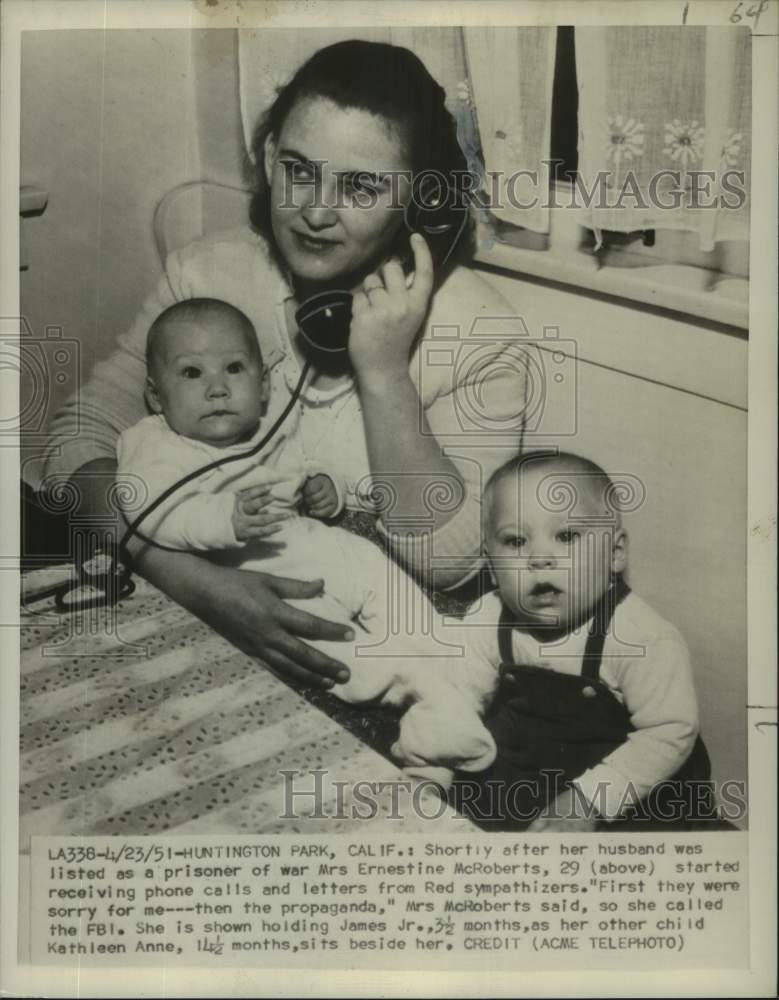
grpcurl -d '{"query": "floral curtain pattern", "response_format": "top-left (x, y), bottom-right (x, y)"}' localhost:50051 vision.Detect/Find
top-left (461, 27), bottom-right (557, 234)
top-left (235, 27), bottom-right (749, 252)
top-left (575, 26), bottom-right (751, 250)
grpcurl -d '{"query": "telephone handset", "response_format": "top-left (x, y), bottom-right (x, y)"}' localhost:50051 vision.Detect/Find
top-left (295, 176), bottom-right (470, 354)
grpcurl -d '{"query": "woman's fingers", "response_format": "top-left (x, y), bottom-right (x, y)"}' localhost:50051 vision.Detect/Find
top-left (236, 572), bottom-right (353, 681)
top-left (351, 289), bottom-right (369, 316)
top-left (242, 523), bottom-right (284, 539)
top-left (362, 272), bottom-right (390, 306)
top-left (268, 626), bottom-right (351, 682)
top-left (238, 487), bottom-right (271, 509)
top-left (381, 258), bottom-right (406, 295)
top-left (362, 271), bottom-right (384, 292)
top-left (276, 601), bottom-right (355, 646)
top-left (408, 232), bottom-right (434, 303)
top-left (239, 484), bottom-right (271, 499)
top-left (243, 507), bottom-right (288, 525)
top-left (261, 645), bottom-right (342, 689)
top-left (242, 499), bottom-right (280, 517)
top-left (238, 486), bottom-right (273, 513)
top-left (260, 573), bottom-right (325, 600)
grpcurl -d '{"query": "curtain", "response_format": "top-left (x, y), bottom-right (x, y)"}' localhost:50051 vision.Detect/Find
top-left (461, 27), bottom-right (557, 234)
top-left (575, 26), bottom-right (751, 250)
top-left (237, 27), bottom-right (469, 162)
top-left (237, 27), bottom-right (557, 238)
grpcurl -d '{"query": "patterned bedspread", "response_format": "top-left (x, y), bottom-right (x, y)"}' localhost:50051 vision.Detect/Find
top-left (19, 566), bottom-right (468, 850)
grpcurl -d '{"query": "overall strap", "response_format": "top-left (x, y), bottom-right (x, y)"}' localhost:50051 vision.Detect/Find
top-left (497, 603), bottom-right (516, 665)
top-left (581, 575), bottom-right (631, 681)
top-left (496, 576), bottom-right (631, 675)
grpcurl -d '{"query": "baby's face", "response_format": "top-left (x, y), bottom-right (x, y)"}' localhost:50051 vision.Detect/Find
top-left (147, 318), bottom-right (267, 447)
top-left (486, 465), bottom-right (626, 635)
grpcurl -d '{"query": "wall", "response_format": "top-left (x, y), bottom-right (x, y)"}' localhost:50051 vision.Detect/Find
top-left (19, 27), bottom-right (748, 809)
top-left (20, 29), bottom-right (201, 479)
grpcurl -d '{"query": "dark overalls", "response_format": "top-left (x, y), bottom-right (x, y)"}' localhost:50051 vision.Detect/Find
top-left (449, 578), bottom-right (717, 831)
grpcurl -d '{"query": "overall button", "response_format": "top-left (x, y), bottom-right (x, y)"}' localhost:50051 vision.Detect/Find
top-left (581, 685), bottom-right (597, 698)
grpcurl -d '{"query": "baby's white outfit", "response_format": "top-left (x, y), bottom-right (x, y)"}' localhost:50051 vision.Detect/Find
top-left (117, 414), bottom-right (496, 777)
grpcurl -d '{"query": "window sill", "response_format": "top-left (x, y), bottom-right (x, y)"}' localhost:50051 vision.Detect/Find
top-left (475, 195), bottom-right (749, 331)
top-left (473, 214), bottom-right (749, 332)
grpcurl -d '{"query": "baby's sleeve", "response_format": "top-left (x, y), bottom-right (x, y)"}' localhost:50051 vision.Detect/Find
top-left (384, 596), bottom-right (503, 774)
top-left (573, 634), bottom-right (700, 820)
top-left (442, 594), bottom-right (504, 710)
top-left (140, 492), bottom-right (240, 551)
top-left (116, 421), bottom-right (240, 551)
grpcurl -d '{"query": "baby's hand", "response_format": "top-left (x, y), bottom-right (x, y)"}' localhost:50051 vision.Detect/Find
top-left (232, 486), bottom-right (288, 542)
top-left (528, 787), bottom-right (599, 833)
top-left (302, 474), bottom-right (339, 519)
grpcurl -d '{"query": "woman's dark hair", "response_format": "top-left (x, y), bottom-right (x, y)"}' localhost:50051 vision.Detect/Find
top-left (247, 39), bottom-right (475, 281)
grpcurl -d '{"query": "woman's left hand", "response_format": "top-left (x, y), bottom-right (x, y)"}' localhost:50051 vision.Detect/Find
top-left (348, 232), bottom-right (434, 382)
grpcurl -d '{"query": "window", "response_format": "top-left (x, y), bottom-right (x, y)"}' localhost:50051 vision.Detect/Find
top-left (471, 26), bottom-right (750, 329)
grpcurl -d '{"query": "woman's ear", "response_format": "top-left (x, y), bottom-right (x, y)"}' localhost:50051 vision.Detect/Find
top-left (611, 529), bottom-right (628, 575)
top-left (145, 377), bottom-right (163, 414)
top-left (263, 133), bottom-right (277, 190)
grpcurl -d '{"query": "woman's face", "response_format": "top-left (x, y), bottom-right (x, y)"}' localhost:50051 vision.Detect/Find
top-left (264, 95), bottom-right (413, 285)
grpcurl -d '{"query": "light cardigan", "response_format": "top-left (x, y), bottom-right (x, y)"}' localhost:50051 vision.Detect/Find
top-left (42, 226), bottom-right (529, 584)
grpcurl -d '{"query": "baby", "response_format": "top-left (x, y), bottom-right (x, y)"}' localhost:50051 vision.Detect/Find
top-left (116, 297), bottom-right (495, 780)
top-left (445, 451), bottom-right (714, 831)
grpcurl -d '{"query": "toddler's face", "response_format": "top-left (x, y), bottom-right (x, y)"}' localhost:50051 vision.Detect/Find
top-left (146, 318), bottom-right (268, 447)
top-left (486, 465), bottom-right (627, 635)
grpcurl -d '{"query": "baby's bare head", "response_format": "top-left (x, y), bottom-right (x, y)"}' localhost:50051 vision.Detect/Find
top-left (484, 450), bottom-right (625, 531)
top-left (484, 451), bottom-right (629, 631)
top-left (145, 299), bottom-right (268, 448)
top-left (146, 298), bottom-right (260, 380)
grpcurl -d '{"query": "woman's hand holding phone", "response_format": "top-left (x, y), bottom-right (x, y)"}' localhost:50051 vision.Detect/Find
top-left (348, 233), bottom-right (434, 384)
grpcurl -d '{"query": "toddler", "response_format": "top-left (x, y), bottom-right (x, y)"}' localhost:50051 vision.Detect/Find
top-left (116, 297), bottom-right (496, 780)
top-left (446, 451), bottom-right (714, 831)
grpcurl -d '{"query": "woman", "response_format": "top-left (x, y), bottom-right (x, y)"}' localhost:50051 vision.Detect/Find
top-left (42, 40), bottom-right (528, 688)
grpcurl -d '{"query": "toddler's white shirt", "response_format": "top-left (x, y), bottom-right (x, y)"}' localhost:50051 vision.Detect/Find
top-left (454, 590), bottom-right (701, 820)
